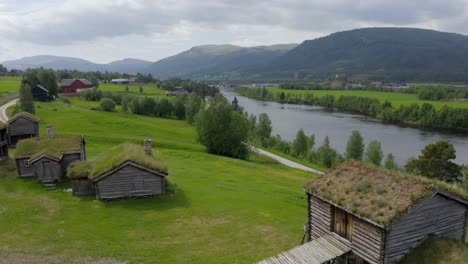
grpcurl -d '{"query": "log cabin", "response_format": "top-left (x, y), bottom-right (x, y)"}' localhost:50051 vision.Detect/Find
top-left (259, 162), bottom-right (468, 264)
top-left (0, 122), bottom-right (8, 160)
top-left (67, 141), bottom-right (168, 199)
top-left (7, 112), bottom-right (39, 147)
top-left (32, 85), bottom-right (52, 101)
top-left (14, 133), bottom-right (86, 183)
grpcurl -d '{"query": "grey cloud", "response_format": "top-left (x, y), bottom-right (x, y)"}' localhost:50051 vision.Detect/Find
top-left (1, 0), bottom-right (468, 46)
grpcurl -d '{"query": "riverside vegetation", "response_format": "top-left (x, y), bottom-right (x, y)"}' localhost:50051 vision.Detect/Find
top-left (233, 85), bottom-right (468, 132)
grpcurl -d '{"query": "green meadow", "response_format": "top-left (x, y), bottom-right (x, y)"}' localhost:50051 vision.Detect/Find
top-left (0, 76), bottom-right (21, 102)
top-left (0, 95), bottom-right (315, 263)
top-left (268, 88), bottom-right (468, 110)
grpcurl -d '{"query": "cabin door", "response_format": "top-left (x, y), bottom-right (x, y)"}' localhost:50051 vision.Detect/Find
top-left (333, 207), bottom-right (353, 241)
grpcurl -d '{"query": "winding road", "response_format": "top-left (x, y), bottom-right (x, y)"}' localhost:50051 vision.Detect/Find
top-left (0, 99), bottom-right (17, 123)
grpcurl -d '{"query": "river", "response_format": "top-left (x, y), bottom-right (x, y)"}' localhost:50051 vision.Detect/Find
top-left (221, 89), bottom-right (468, 166)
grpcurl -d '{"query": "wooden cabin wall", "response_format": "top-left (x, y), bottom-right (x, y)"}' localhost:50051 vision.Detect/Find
top-left (8, 118), bottom-right (37, 136)
top-left (32, 158), bottom-right (62, 183)
top-left (95, 165), bottom-right (164, 199)
top-left (351, 217), bottom-right (385, 264)
top-left (71, 179), bottom-right (95, 196)
top-left (61, 153), bottom-right (83, 173)
top-left (309, 196), bottom-right (332, 240)
top-left (385, 193), bottom-right (467, 263)
top-left (15, 157), bottom-right (33, 177)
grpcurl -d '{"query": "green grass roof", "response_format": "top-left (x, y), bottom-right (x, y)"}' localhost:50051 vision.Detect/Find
top-left (29, 150), bottom-right (63, 162)
top-left (15, 136), bottom-right (83, 157)
top-left (303, 161), bottom-right (467, 226)
top-left (67, 143), bottom-right (167, 180)
top-left (8, 112), bottom-right (40, 123)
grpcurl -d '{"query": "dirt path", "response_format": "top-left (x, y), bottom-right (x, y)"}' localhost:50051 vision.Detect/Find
top-left (250, 145), bottom-right (324, 174)
top-left (0, 99), bottom-right (17, 123)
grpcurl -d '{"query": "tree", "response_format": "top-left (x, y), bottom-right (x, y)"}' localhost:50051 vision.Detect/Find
top-left (346, 130), bottom-right (364, 160)
top-left (232, 97), bottom-right (239, 111)
top-left (185, 93), bottom-right (202, 124)
top-left (121, 95), bottom-right (135, 112)
top-left (139, 86), bottom-right (143, 93)
top-left (19, 83), bottom-right (35, 114)
top-left (307, 134), bottom-right (315, 151)
top-left (317, 136), bottom-right (334, 168)
top-left (292, 129), bottom-right (308, 157)
top-left (384, 153), bottom-right (399, 170)
top-left (125, 85), bottom-right (129, 92)
top-left (195, 94), bottom-right (249, 159)
top-left (100, 98), bottom-right (116, 111)
top-left (405, 141), bottom-right (462, 182)
top-left (279, 92), bottom-right (286, 103)
top-left (365, 140), bottom-right (383, 165)
top-left (174, 95), bottom-right (186, 120)
top-left (256, 113), bottom-right (272, 142)
top-left (90, 76), bottom-right (99, 88)
top-left (37, 69), bottom-right (59, 96)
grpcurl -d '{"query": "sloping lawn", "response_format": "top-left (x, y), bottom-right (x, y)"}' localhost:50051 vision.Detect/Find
top-left (0, 99), bottom-right (315, 263)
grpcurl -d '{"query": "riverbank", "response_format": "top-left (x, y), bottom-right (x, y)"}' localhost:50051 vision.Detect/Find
top-left (233, 86), bottom-right (468, 133)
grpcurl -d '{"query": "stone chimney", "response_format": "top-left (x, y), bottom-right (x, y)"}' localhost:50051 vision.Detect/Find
top-left (46, 125), bottom-right (54, 138)
top-left (144, 139), bottom-right (152, 155)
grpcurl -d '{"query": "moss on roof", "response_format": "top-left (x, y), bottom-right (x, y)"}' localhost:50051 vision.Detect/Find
top-left (67, 143), bottom-right (168, 180)
top-left (15, 136), bottom-right (83, 157)
top-left (67, 161), bottom-right (94, 179)
top-left (8, 112), bottom-right (40, 123)
top-left (29, 150), bottom-right (63, 162)
top-left (303, 161), bottom-right (467, 226)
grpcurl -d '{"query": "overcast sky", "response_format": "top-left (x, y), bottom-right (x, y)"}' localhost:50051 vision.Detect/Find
top-left (1, 0), bottom-right (468, 63)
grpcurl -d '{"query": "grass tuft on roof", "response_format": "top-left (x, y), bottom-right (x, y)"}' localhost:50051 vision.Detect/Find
top-left (67, 161), bottom-right (94, 179)
top-left (8, 112), bottom-right (40, 123)
top-left (15, 136), bottom-right (83, 157)
top-left (67, 143), bottom-right (167, 180)
top-left (304, 161), bottom-right (467, 226)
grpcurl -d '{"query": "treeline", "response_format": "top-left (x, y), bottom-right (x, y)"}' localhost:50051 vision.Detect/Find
top-left (233, 87), bottom-right (468, 131)
top-left (158, 78), bottom-right (219, 97)
top-left (403, 85), bottom-right (468, 100)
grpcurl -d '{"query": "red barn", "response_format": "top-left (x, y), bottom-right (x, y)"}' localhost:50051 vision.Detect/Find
top-left (60, 79), bottom-right (94, 94)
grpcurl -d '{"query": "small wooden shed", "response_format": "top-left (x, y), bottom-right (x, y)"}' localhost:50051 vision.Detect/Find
top-left (29, 151), bottom-right (63, 183)
top-left (302, 162), bottom-right (468, 264)
top-left (14, 135), bottom-right (86, 182)
top-left (0, 122), bottom-right (8, 160)
top-left (68, 142), bottom-right (168, 199)
top-left (7, 112), bottom-right (39, 147)
top-left (32, 85), bottom-right (52, 101)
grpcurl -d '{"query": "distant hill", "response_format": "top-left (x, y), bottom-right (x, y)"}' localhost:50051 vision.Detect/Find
top-left (258, 28), bottom-right (468, 81)
top-left (2, 55), bottom-right (152, 74)
top-left (144, 44), bottom-right (298, 79)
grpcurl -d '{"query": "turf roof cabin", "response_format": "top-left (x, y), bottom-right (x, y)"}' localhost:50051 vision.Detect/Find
top-left (15, 131), bottom-right (86, 183)
top-left (303, 162), bottom-right (468, 264)
top-left (68, 141), bottom-right (168, 199)
top-left (0, 122), bottom-right (8, 160)
top-left (7, 112), bottom-right (39, 147)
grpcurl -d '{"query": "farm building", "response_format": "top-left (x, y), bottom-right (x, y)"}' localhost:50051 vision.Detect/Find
top-left (167, 87), bottom-right (189, 96)
top-left (260, 162), bottom-right (468, 264)
top-left (14, 132), bottom-right (86, 183)
top-left (68, 141), bottom-right (168, 199)
top-left (60, 79), bottom-right (93, 94)
top-left (7, 112), bottom-right (39, 147)
top-left (32, 84), bottom-right (52, 101)
top-left (0, 122), bottom-right (8, 160)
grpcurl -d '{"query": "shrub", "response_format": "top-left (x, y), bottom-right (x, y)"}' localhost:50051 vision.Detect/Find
top-left (100, 98), bottom-right (116, 112)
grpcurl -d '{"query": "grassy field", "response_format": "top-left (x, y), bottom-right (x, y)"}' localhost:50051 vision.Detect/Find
top-left (98, 83), bottom-right (167, 98)
top-left (0, 76), bottom-right (20, 103)
top-left (0, 97), bottom-right (316, 263)
top-left (268, 88), bottom-right (468, 110)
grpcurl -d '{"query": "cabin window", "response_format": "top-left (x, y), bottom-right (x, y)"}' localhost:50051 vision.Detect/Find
top-left (24, 160), bottom-right (30, 167)
top-left (331, 207), bottom-right (353, 241)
